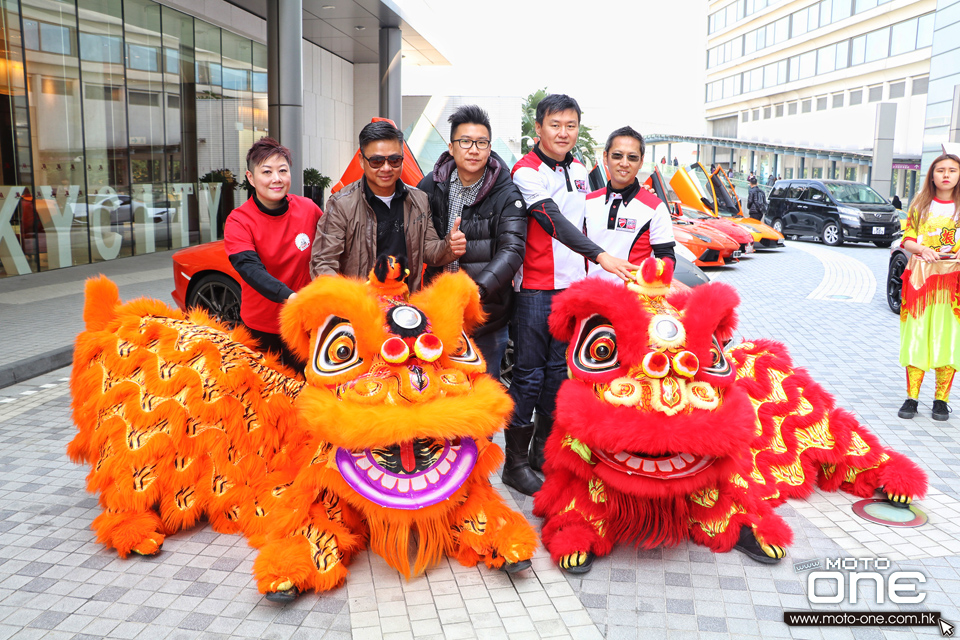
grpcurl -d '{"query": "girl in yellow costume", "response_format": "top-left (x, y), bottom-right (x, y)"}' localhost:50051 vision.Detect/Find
top-left (899, 153), bottom-right (960, 421)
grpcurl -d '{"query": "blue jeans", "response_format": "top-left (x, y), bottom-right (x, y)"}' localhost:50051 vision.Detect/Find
top-left (508, 289), bottom-right (567, 430)
top-left (473, 326), bottom-right (509, 380)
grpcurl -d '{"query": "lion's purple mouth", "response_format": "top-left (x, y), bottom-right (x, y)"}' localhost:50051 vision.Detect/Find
top-left (335, 438), bottom-right (477, 509)
top-left (594, 450), bottom-right (716, 479)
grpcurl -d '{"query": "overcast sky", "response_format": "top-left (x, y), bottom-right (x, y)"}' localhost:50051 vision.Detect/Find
top-left (402, 0), bottom-right (709, 142)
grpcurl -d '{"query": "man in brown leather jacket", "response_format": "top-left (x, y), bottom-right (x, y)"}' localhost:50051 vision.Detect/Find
top-left (310, 121), bottom-right (466, 289)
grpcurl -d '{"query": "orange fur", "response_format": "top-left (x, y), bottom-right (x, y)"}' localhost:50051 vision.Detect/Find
top-left (71, 268), bottom-right (536, 596)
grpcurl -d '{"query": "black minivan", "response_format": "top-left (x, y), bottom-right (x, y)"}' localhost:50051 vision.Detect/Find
top-left (765, 179), bottom-right (900, 247)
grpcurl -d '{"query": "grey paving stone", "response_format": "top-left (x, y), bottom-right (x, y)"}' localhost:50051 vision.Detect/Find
top-left (697, 615), bottom-right (728, 632)
top-left (127, 605), bottom-right (163, 623)
top-left (665, 598), bottom-right (694, 615)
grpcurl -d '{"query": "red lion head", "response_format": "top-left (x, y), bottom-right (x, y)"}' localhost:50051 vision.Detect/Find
top-left (548, 258), bottom-right (755, 498)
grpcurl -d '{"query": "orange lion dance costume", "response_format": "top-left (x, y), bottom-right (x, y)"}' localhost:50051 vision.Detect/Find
top-left (533, 257), bottom-right (928, 573)
top-left (68, 257), bottom-right (537, 601)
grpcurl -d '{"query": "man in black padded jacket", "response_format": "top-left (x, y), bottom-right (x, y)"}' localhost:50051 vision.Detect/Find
top-left (419, 105), bottom-right (526, 380)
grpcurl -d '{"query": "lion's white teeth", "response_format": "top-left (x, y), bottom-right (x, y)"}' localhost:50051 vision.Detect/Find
top-left (437, 459), bottom-right (451, 474)
top-left (425, 469), bottom-right (440, 484)
top-left (642, 459), bottom-right (657, 472)
top-left (380, 474), bottom-right (397, 490)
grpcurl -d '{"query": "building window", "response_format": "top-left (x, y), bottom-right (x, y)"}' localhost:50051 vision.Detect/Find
top-left (85, 84), bottom-right (122, 100)
top-left (751, 109), bottom-right (759, 121)
top-left (128, 90), bottom-right (160, 107)
top-left (868, 85), bottom-right (882, 102)
top-left (801, 100), bottom-right (811, 113)
top-left (41, 77), bottom-right (70, 95)
top-left (775, 104), bottom-right (784, 117)
top-left (888, 81), bottom-right (905, 99)
top-left (788, 102), bottom-right (798, 115)
top-left (832, 93), bottom-right (844, 108)
top-left (742, 111), bottom-right (749, 122)
top-left (764, 106), bottom-right (771, 119)
top-left (912, 76), bottom-right (928, 95)
top-left (850, 89), bottom-right (863, 105)
top-left (865, 26), bottom-right (890, 62)
top-left (891, 17), bottom-right (918, 56)
top-left (816, 96), bottom-right (827, 111)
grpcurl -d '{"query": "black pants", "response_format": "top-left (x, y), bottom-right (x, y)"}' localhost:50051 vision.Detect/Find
top-left (246, 327), bottom-right (306, 376)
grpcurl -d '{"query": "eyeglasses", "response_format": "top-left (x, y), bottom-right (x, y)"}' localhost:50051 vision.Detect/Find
top-left (362, 153), bottom-right (403, 169)
top-left (609, 152), bottom-right (642, 163)
top-left (452, 138), bottom-right (491, 150)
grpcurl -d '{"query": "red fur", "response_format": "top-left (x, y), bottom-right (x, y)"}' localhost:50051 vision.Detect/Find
top-left (536, 278), bottom-right (929, 566)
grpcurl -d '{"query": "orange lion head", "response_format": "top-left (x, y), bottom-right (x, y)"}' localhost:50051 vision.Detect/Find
top-left (279, 257), bottom-right (512, 511)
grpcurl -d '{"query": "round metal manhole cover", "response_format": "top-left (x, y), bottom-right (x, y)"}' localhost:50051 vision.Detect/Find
top-left (852, 498), bottom-right (927, 527)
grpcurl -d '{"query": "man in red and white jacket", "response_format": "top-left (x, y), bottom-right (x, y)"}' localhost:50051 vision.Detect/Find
top-left (504, 94), bottom-right (637, 495)
top-left (584, 126), bottom-right (675, 283)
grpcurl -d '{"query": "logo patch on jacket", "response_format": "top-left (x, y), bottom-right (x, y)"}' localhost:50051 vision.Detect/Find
top-left (617, 218), bottom-right (637, 231)
top-left (295, 233), bottom-right (311, 251)
top-left (574, 179), bottom-right (587, 193)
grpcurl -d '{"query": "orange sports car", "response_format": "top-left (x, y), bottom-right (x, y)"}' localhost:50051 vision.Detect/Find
top-left (671, 218), bottom-right (741, 267)
top-left (670, 163), bottom-right (784, 249)
top-left (171, 118), bottom-right (425, 324)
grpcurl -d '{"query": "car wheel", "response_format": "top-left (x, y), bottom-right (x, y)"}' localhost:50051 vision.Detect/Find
top-left (887, 252), bottom-right (908, 315)
top-left (771, 218), bottom-right (783, 234)
top-left (874, 240), bottom-right (893, 248)
top-left (821, 222), bottom-right (842, 246)
top-left (499, 339), bottom-right (514, 388)
top-left (187, 273), bottom-right (242, 326)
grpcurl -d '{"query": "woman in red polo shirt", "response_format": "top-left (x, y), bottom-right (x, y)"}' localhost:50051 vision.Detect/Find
top-left (224, 137), bottom-right (322, 373)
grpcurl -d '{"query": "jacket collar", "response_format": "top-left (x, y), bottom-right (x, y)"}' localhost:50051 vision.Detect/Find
top-left (534, 143), bottom-right (573, 171)
top-left (605, 179), bottom-right (641, 205)
top-left (431, 150), bottom-right (504, 204)
top-left (362, 176), bottom-right (407, 205)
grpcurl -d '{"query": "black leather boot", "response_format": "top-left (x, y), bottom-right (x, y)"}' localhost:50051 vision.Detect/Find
top-left (528, 412), bottom-right (553, 473)
top-left (501, 423), bottom-right (543, 496)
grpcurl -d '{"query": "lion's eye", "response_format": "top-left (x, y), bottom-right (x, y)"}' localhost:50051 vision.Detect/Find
top-left (327, 335), bottom-right (355, 364)
top-left (575, 325), bottom-right (618, 372)
top-left (313, 316), bottom-right (362, 376)
top-left (702, 336), bottom-right (732, 377)
top-left (449, 331), bottom-right (482, 366)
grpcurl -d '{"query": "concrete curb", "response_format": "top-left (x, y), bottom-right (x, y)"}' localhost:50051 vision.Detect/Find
top-left (0, 347), bottom-right (73, 389)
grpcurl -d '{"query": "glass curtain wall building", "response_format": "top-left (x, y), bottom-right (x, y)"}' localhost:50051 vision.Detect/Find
top-left (0, 0), bottom-right (268, 278)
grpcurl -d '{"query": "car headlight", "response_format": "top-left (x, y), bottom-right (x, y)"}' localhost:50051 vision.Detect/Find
top-left (691, 233), bottom-right (713, 243)
top-left (837, 206), bottom-right (861, 225)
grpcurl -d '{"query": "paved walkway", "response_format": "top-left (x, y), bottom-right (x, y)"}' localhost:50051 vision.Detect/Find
top-left (0, 241), bottom-right (957, 639)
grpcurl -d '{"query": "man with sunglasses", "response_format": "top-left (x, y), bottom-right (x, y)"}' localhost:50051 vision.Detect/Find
top-left (583, 126), bottom-right (675, 283)
top-left (310, 121), bottom-right (466, 289)
top-left (418, 105), bottom-right (526, 382)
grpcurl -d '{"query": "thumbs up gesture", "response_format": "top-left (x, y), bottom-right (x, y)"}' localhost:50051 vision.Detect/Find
top-left (448, 216), bottom-right (467, 257)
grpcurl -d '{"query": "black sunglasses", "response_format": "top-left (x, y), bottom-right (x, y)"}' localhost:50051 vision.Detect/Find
top-left (362, 153), bottom-right (403, 169)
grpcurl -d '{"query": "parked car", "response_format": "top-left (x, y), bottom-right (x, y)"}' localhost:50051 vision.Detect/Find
top-left (766, 179), bottom-right (899, 247)
top-left (672, 215), bottom-right (741, 266)
top-left (886, 243), bottom-right (909, 314)
top-left (669, 163), bottom-right (784, 248)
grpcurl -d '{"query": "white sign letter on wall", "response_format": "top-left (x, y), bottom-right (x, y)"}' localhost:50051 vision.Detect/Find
top-left (90, 186), bottom-right (122, 261)
top-left (36, 185), bottom-right (80, 269)
top-left (132, 184), bottom-right (156, 254)
top-left (170, 183), bottom-right (194, 248)
top-left (0, 186), bottom-right (30, 275)
top-left (198, 183), bottom-right (222, 243)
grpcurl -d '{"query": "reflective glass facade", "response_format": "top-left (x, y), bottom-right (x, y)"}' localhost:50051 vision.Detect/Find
top-left (0, 0), bottom-right (267, 278)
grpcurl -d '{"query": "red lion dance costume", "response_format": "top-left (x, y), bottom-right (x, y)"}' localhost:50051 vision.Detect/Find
top-left (68, 257), bottom-right (537, 601)
top-left (533, 258), bottom-right (928, 572)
